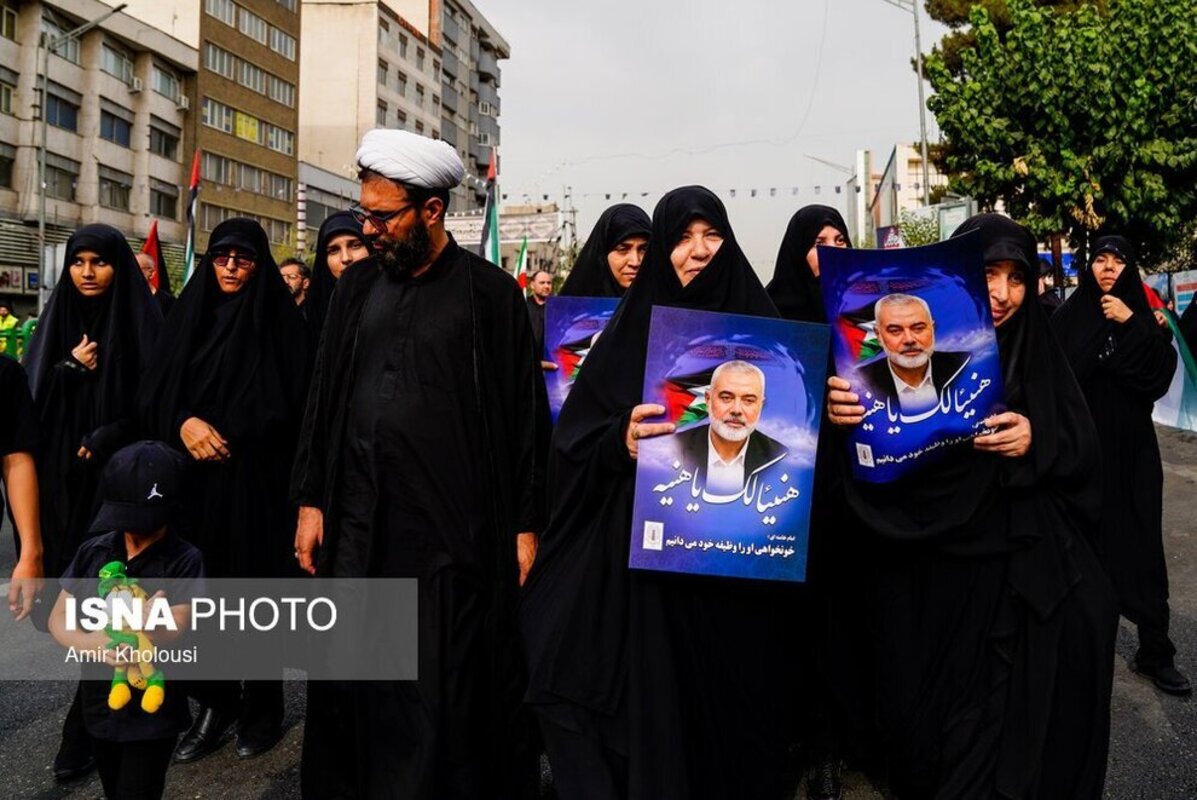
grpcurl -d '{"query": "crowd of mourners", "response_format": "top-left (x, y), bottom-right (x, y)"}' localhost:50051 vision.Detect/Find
top-left (2, 127), bottom-right (1193, 800)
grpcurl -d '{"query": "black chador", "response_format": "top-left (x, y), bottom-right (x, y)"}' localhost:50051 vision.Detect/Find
top-left (520, 186), bottom-right (794, 800)
top-left (25, 224), bottom-right (162, 578)
top-left (306, 210), bottom-right (366, 346)
top-left (844, 215), bottom-right (1117, 798)
top-left (1052, 235), bottom-right (1183, 683)
top-left (560, 203), bottom-right (651, 298)
top-left (291, 236), bottom-right (545, 798)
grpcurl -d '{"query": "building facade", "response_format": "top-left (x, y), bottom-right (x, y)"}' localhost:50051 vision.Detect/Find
top-left (0, 0), bottom-right (197, 310)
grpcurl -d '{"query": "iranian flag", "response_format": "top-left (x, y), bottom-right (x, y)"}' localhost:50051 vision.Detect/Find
top-left (1144, 282), bottom-right (1197, 432)
top-left (478, 148), bottom-right (501, 266)
top-left (183, 149), bottom-right (201, 283)
top-left (513, 236), bottom-right (528, 293)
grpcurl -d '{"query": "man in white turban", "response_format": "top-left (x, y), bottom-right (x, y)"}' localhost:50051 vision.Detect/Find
top-left (293, 129), bottom-right (547, 798)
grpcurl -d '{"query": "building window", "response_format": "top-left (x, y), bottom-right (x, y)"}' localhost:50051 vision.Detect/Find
top-left (270, 173), bottom-right (292, 201)
top-left (432, 129), bottom-right (439, 140)
top-left (0, 81), bottom-right (13, 116)
top-left (201, 202), bottom-right (236, 231)
top-left (101, 44), bottom-right (134, 84)
top-left (45, 163), bottom-right (77, 200)
top-left (396, 109), bottom-right (407, 128)
top-left (150, 180), bottom-right (179, 219)
top-left (204, 42), bottom-right (235, 79)
top-left (267, 76), bottom-right (294, 107)
top-left (149, 123), bottom-right (179, 161)
top-left (201, 97), bottom-right (234, 133)
top-left (378, 60), bottom-right (388, 87)
top-left (42, 18), bottom-right (81, 64)
top-left (99, 111), bottom-right (132, 147)
top-left (0, 143), bottom-right (14, 188)
top-left (98, 167), bottom-right (133, 211)
top-left (238, 8), bottom-right (268, 44)
top-left (45, 93), bottom-right (79, 132)
top-left (416, 47), bottom-right (425, 71)
top-left (204, 0), bottom-right (236, 27)
top-left (376, 101), bottom-right (387, 127)
top-left (275, 0), bottom-right (296, 11)
top-left (270, 27), bottom-right (296, 60)
top-left (415, 84), bottom-right (425, 108)
top-left (396, 71), bottom-right (407, 98)
top-left (433, 59), bottom-right (440, 75)
top-left (202, 151), bottom-right (231, 184)
top-left (378, 19), bottom-right (389, 43)
top-left (152, 64), bottom-right (180, 99)
top-left (3, 2), bottom-right (18, 42)
top-left (264, 124), bottom-right (294, 155)
top-left (239, 60), bottom-right (266, 94)
top-left (415, 120), bottom-right (424, 135)
top-left (398, 33), bottom-right (408, 58)
top-left (238, 163), bottom-right (262, 193)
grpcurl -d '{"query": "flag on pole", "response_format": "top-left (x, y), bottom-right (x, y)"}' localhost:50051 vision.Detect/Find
top-left (1144, 282), bottom-right (1197, 432)
top-left (139, 219), bottom-right (173, 297)
top-left (514, 236), bottom-right (528, 293)
top-left (478, 148), bottom-right (501, 266)
top-left (183, 149), bottom-right (201, 283)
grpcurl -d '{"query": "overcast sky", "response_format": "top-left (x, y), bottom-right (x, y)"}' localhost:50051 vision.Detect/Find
top-left (483, 0), bottom-right (951, 275)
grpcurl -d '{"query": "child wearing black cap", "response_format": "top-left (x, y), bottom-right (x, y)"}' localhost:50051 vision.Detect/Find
top-left (48, 440), bottom-right (203, 800)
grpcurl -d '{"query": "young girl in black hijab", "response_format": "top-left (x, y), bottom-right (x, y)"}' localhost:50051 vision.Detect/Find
top-left (24, 222), bottom-right (162, 780)
top-left (138, 218), bottom-right (309, 762)
top-left (1051, 236), bottom-right (1188, 695)
top-left (306, 210), bottom-right (369, 345)
top-left (560, 203), bottom-right (652, 298)
top-left (521, 186), bottom-right (797, 800)
top-left (827, 214), bottom-right (1117, 798)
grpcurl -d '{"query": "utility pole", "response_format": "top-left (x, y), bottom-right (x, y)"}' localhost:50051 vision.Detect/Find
top-left (37, 4), bottom-right (127, 311)
top-left (881, 0), bottom-right (932, 207)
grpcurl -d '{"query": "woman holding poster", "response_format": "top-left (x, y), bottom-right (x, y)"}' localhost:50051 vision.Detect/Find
top-left (520, 186), bottom-right (793, 800)
top-left (828, 214), bottom-right (1117, 799)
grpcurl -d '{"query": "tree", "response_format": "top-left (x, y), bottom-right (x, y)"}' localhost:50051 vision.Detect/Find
top-left (898, 209), bottom-right (941, 247)
top-left (925, 0), bottom-right (1197, 264)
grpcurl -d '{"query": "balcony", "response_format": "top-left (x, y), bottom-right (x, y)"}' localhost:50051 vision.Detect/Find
top-left (441, 82), bottom-right (459, 114)
top-left (442, 48), bottom-right (459, 81)
top-left (442, 13), bottom-right (462, 47)
top-left (478, 81), bottom-right (499, 113)
top-left (440, 122), bottom-right (457, 147)
top-left (478, 47), bottom-right (499, 81)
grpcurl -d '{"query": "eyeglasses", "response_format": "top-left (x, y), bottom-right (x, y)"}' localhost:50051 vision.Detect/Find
top-left (349, 202), bottom-right (416, 231)
top-left (212, 252), bottom-right (255, 270)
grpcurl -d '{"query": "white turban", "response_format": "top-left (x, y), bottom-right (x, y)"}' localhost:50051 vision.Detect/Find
top-left (355, 129), bottom-right (465, 190)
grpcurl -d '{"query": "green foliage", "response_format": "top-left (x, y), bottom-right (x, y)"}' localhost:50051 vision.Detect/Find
top-left (898, 209), bottom-right (941, 247)
top-left (925, 0), bottom-right (1197, 264)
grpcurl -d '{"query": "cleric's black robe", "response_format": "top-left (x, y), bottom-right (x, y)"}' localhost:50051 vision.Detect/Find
top-left (1052, 236), bottom-right (1178, 667)
top-left (291, 236), bottom-right (546, 799)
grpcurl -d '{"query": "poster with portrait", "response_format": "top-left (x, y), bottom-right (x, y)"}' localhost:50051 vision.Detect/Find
top-left (819, 233), bottom-right (1004, 483)
top-left (628, 307), bottom-right (829, 583)
top-left (543, 296), bottom-right (621, 421)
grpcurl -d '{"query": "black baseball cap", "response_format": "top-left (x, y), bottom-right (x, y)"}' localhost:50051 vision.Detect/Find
top-left (89, 441), bottom-right (189, 534)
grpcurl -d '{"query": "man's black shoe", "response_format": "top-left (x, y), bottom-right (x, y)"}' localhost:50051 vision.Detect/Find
top-left (235, 726), bottom-right (283, 759)
top-left (174, 707), bottom-right (236, 763)
top-left (807, 757), bottom-right (843, 800)
top-left (1131, 660), bottom-right (1193, 696)
top-left (52, 753), bottom-right (95, 783)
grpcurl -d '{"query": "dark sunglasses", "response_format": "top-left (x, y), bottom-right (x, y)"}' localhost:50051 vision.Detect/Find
top-left (212, 252), bottom-right (256, 270)
top-left (349, 202), bottom-right (416, 231)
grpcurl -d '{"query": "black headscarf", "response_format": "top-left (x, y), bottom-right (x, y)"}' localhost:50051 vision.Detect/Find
top-left (765, 204), bottom-right (852, 323)
top-left (307, 211), bottom-right (365, 342)
top-left (843, 214), bottom-right (1100, 561)
top-left (25, 224), bottom-right (161, 424)
top-left (560, 204), bottom-right (652, 297)
top-left (138, 218), bottom-right (309, 444)
top-left (1051, 235), bottom-right (1153, 383)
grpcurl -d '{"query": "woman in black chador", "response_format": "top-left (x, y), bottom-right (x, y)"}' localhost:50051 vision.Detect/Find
top-left (305, 210), bottom-right (369, 345)
top-left (560, 203), bottom-right (651, 298)
top-left (827, 214), bottom-right (1118, 798)
top-left (24, 223), bottom-right (162, 780)
top-left (1051, 235), bottom-right (1188, 695)
top-left (521, 186), bottom-right (796, 800)
top-left (138, 218), bottom-right (309, 761)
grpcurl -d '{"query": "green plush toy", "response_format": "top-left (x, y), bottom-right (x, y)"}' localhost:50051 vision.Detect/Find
top-left (97, 560), bottom-right (165, 713)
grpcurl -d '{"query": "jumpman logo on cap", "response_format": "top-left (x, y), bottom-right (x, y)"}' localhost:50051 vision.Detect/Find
top-left (147, 483), bottom-right (164, 500)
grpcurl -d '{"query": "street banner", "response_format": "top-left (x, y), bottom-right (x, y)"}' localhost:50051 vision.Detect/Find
top-left (819, 233), bottom-right (1004, 483)
top-left (1144, 284), bottom-right (1197, 433)
top-left (628, 307), bottom-right (828, 583)
top-left (543, 296), bottom-right (620, 421)
top-left (1172, 269), bottom-right (1197, 315)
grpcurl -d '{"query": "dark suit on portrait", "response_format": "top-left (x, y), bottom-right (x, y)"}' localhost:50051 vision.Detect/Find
top-left (674, 423), bottom-right (788, 493)
top-left (856, 350), bottom-right (970, 410)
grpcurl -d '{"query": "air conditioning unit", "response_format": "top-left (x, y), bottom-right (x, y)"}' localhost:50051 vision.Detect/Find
top-left (176, 95), bottom-right (191, 112)
top-left (129, 76), bottom-right (143, 93)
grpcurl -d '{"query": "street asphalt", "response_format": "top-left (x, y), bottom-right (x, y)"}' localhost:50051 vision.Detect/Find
top-left (0, 426), bottom-right (1193, 799)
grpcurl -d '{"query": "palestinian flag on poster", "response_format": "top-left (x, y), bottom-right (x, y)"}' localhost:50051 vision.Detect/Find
top-left (1144, 282), bottom-right (1197, 432)
top-left (837, 301), bottom-right (882, 363)
top-left (514, 236), bottom-right (528, 293)
top-left (662, 368), bottom-right (713, 427)
top-left (479, 148), bottom-right (501, 266)
top-left (183, 149), bottom-right (201, 283)
top-left (555, 331), bottom-right (595, 381)
top-left (139, 219), bottom-right (173, 297)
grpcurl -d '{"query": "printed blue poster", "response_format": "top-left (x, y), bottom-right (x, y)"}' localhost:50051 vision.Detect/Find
top-left (628, 307), bottom-right (829, 583)
top-left (818, 233), bottom-right (1004, 483)
top-left (543, 296), bottom-right (621, 421)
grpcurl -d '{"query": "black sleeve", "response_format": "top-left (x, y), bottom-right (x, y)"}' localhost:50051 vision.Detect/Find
top-left (0, 359), bottom-right (39, 456)
top-left (165, 545), bottom-right (207, 606)
top-left (58, 541), bottom-right (99, 597)
top-left (1107, 312), bottom-right (1178, 402)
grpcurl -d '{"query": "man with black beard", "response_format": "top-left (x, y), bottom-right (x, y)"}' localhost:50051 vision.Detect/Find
top-left (291, 129), bottom-right (546, 799)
